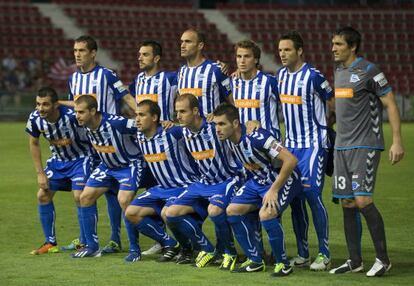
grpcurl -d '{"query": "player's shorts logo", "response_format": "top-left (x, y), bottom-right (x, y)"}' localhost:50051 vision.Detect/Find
top-left (352, 181), bottom-right (360, 191)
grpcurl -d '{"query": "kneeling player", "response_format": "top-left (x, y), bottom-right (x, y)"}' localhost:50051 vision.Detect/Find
top-left (213, 103), bottom-right (302, 276)
top-left (27, 87), bottom-right (94, 255)
top-left (125, 100), bottom-right (201, 263)
top-left (166, 94), bottom-right (243, 269)
top-left (72, 95), bottom-right (153, 260)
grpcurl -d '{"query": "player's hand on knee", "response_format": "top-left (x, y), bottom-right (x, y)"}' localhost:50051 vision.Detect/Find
top-left (262, 190), bottom-right (279, 214)
top-left (37, 172), bottom-right (49, 190)
top-left (389, 143), bottom-right (404, 165)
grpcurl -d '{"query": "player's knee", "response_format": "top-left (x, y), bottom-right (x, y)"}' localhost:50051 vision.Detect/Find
top-left (125, 206), bottom-right (139, 224)
top-left (160, 207), bottom-right (168, 222)
top-left (118, 197), bottom-right (131, 211)
top-left (226, 204), bottom-right (242, 216)
top-left (341, 198), bottom-right (356, 208)
top-left (259, 208), bottom-right (278, 221)
top-left (37, 189), bottom-right (52, 204)
top-left (80, 190), bottom-right (96, 206)
top-left (72, 191), bottom-right (81, 205)
top-left (355, 196), bottom-right (373, 209)
top-left (166, 205), bottom-right (181, 217)
top-left (208, 204), bottom-right (223, 217)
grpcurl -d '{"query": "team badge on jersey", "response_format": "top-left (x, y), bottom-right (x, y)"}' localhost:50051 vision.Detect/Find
top-left (297, 80), bottom-right (305, 88)
top-left (350, 74), bottom-right (361, 83)
top-left (101, 131), bottom-right (112, 140)
top-left (201, 133), bottom-right (212, 141)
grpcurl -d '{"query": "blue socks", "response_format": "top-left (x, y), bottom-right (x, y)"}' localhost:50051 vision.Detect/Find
top-left (104, 191), bottom-right (122, 244)
top-left (77, 206), bottom-right (86, 245)
top-left (124, 214), bottom-right (140, 253)
top-left (228, 214), bottom-right (262, 263)
top-left (290, 195), bottom-right (310, 258)
top-left (80, 205), bottom-right (99, 251)
top-left (38, 202), bottom-right (56, 244)
top-left (137, 216), bottom-right (177, 248)
top-left (210, 212), bottom-right (236, 255)
top-left (167, 215), bottom-right (214, 252)
top-left (306, 190), bottom-right (329, 257)
top-left (262, 218), bottom-right (289, 265)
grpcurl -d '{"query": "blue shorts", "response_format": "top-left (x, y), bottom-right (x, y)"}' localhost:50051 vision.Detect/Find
top-left (45, 157), bottom-right (92, 192)
top-left (288, 147), bottom-right (327, 192)
top-left (130, 186), bottom-right (185, 216)
top-left (86, 160), bottom-right (145, 192)
top-left (172, 177), bottom-right (240, 219)
top-left (230, 176), bottom-right (302, 215)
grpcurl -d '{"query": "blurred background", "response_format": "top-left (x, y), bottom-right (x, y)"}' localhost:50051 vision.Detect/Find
top-left (0, 0), bottom-right (413, 120)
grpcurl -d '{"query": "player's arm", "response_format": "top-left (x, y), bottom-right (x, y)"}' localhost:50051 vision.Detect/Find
top-left (380, 91), bottom-right (404, 164)
top-left (122, 94), bottom-right (138, 118)
top-left (29, 135), bottom-right (48, 190)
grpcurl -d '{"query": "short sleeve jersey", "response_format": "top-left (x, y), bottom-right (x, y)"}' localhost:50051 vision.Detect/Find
top-left (68, 65), bottom-right (128, 114)
top-left (129, 71), bottom-right (177, 121)
top-left (227, 126), bottom-right (285, 185)
top-left (25, 105), bottom-right (93, 161)
top-left (137, 126), bottom-right (200, 188)
top-left (177, 59), bottom-right (231, 117)
top-left (334, 57), bottom-right (391, 150)
top-left (85, 113), bottom-right (142, 168)
top-left (232, 71), bottom-right (281, 140)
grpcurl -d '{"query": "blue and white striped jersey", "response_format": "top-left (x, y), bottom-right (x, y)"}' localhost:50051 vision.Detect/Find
top-left (226, 126), bottom-right (287, 186)
top-left (129, 71), bottom-right (177, 121)
top-left (183, 120), bottom-right (242, 185)
top-left (85, 113), bottom-right (142, 169)
top-left (231, 71), bottom-right (281, 140)
top-left (68, 65), bottom-right (128, 114)
top-left (137, 126), bottom-right (199, 189)
top-left (277, 63), bottom-right (333, 148)
top-left (26, 105), bottom-right (93, 162)
top-left (177, 59), bottom-right (231, 117)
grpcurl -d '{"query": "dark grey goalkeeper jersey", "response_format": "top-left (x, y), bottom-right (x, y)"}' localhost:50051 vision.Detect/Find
top-left (334, 57), bottom-right (392, 150)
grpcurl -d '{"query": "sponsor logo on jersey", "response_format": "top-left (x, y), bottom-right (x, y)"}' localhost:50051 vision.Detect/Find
top-left (74, 93), bottom-right (97, 101)
top-left (234, 99), bottom-right (261, 108)
top-left (136, 94), bottom-right (158, 103)
top-left (93, 144), bottom-right (116, 153)
top-left (334, 88), bottom-right (354, 98)
top-left (280, 94), bottom-right (302, 104)
top-left (179, 88), bottom-right (203, 97)
top-left (191, 149), bottom-right (215, 160)
top-left (49, 138), bottom-right (72, 146)
top-left (144, 153), bottom-right (167, 162)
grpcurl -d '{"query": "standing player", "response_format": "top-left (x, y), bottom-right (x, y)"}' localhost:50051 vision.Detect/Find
top-left (166, 94), bottom-right (242, 269)
top-left (213, 103), bottom-right (302, 276)
top-left (329, 27), bottom-right (404, 277)
top-left (232, 40), bottom-right (281, 140)
top-left (129, 40), bottom-right (176, 124)
top-left (27, 87), bottom-right (94, 255)
top-left (60, 35), bottom-right (139, 252)
top-left (177, 28), bottom-right (232, 120)
top-left (277, 31), bottom-right (333, 270)
top-left (71, 95), bottom-right (146, 260)
top-left (125, 100), bottom-right (201, 262)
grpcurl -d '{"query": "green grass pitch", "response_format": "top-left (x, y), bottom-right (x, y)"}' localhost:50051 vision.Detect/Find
top-left (0, 122), bottom-right (413, 286)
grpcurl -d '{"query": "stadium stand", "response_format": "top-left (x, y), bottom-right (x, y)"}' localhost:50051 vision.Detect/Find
top-left (0, 0), bottom-right (74, 91)
top-left (218, 3), bottom-right (414, 95)
top-left (58, 0), bottom-right (236, 83)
